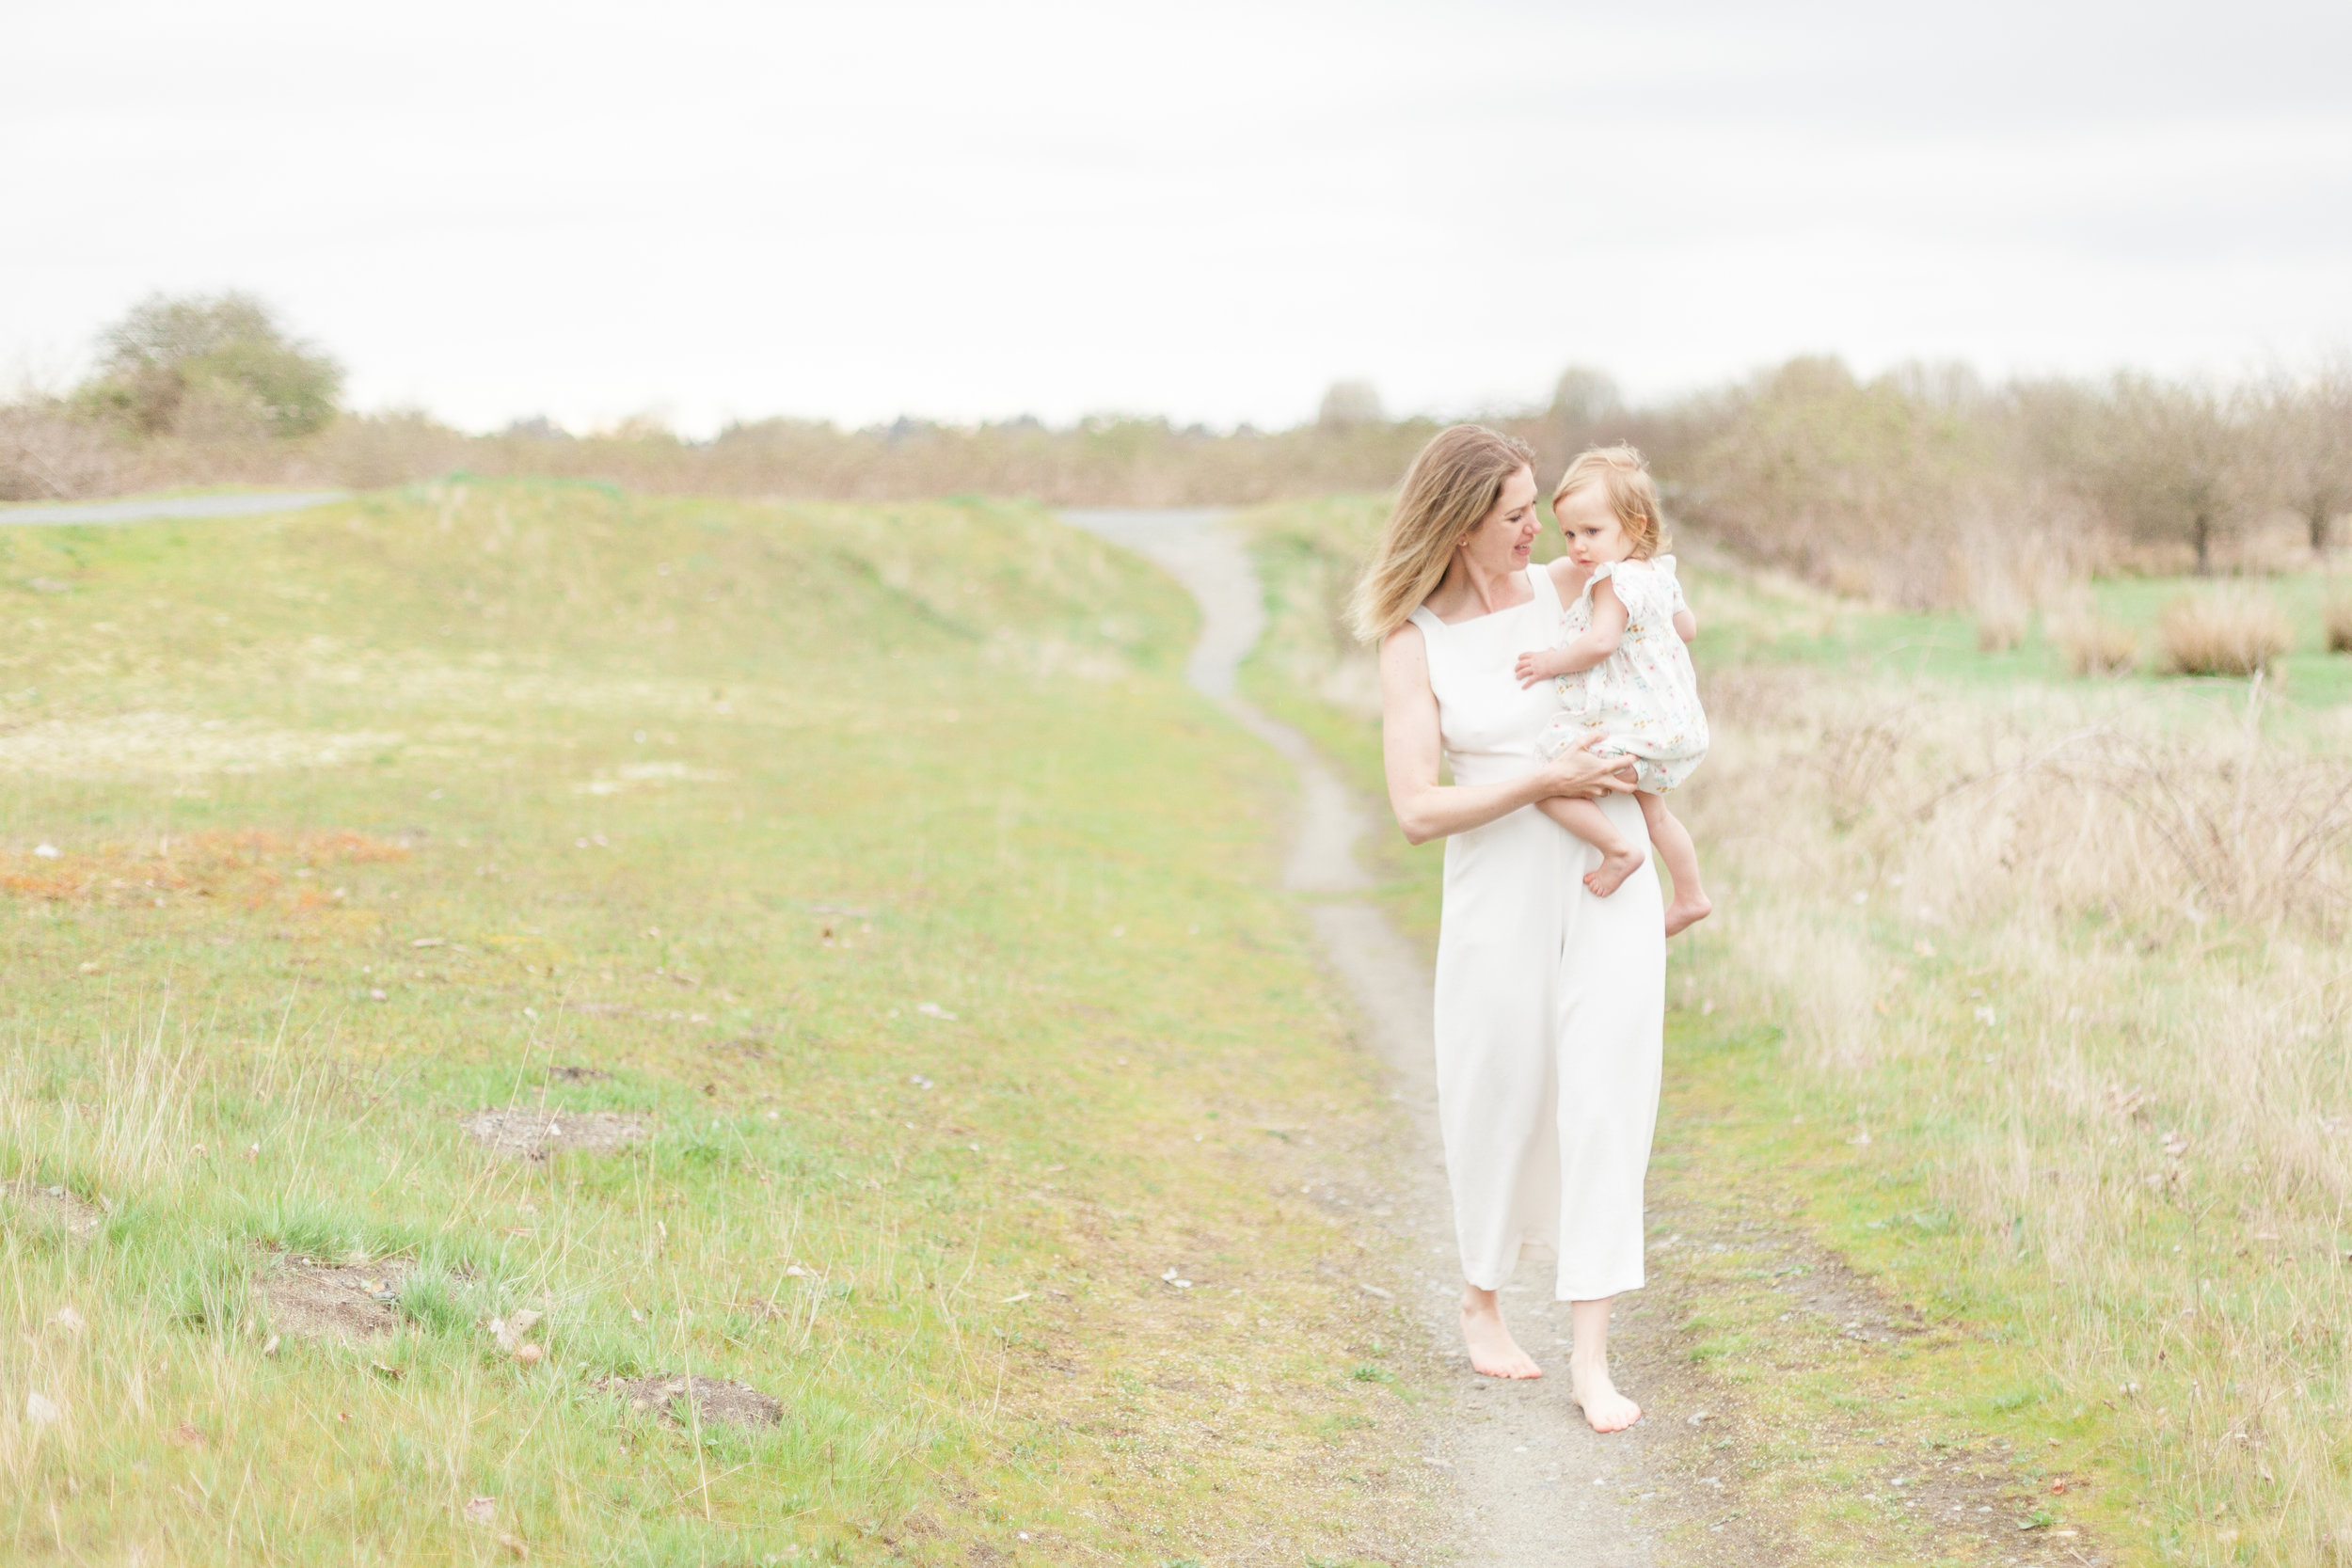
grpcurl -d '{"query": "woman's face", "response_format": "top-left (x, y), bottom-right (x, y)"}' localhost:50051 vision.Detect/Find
top-left (1461, 466), bottom-right (1539, 573)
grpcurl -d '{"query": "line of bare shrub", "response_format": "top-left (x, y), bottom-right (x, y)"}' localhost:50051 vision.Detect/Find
top-left (8, 350), bottom-right (2349, 613)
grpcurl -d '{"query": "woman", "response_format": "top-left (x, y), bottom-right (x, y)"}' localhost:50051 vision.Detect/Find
top-left (1355, 424), bottom-right (1664, 1434)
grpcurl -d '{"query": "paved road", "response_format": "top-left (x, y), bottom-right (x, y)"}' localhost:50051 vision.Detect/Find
top-left (0, 491), bottom-right (348, 526)
top-left (1065, 507), bottom-right (1664, 1568)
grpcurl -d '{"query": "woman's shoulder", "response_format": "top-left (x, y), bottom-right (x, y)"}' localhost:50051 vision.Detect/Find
top-left (1381, 615), bottom-right (1431, 661)
top-left (1377, 616), bottom-right (1436, 703)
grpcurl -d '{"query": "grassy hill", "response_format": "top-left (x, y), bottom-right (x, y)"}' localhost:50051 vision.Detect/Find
top-left (0, 485), bottom-right (1433, 1565)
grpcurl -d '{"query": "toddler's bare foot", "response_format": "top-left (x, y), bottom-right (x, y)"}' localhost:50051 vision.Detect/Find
top-left (1462, 1293), bottom-right (1543, 1380)
top-left (1582, 843), bottom-right (1645, 898)
top-left (1664, 894), bottom-right (1713, 937)
top-left (1569, 1357), bottom-right (1641, 1433)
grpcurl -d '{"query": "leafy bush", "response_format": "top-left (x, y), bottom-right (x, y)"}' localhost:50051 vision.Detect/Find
top-left (79, 291), bottom-right (342, 438)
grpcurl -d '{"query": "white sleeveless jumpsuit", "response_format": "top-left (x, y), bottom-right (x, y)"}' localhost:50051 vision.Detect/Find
top-left (1407, 563), bottom-right (1666, 1301)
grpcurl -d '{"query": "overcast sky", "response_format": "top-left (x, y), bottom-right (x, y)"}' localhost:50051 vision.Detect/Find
top-left (7, 0), bottom-right (2349, 435)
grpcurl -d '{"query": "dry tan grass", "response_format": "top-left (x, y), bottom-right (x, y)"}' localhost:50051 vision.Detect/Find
top-left (2325, 582), bottom-right (2352, 654)
top-left (1972, 597), bottom-right (2028, 652)
top-left (1677, 666), bottom-right (2352, 1560)
top-left (2156, 586), bottom-right (2295, 675)
top-left (2053, 613), bottom-right (2141, 675)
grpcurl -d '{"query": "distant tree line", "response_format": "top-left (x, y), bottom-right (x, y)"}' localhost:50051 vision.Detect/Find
top-left (5, 293), bottom-right (2348, 607)
top-left (1631, 356), bottom-right (2352, 603)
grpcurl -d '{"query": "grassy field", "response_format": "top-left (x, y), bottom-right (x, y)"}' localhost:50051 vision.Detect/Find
top-left (1239, 496), bottom-right (2352, 1567)
top-left (0, 484), bottom-right (1442, 1565)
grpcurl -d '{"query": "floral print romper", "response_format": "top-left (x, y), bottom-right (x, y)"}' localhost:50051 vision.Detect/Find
top-left (1536, 556), bottom-right (1708, 794)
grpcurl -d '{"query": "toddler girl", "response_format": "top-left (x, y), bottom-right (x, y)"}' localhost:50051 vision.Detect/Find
top-left (1513, 445), bottom-right (1712, 937)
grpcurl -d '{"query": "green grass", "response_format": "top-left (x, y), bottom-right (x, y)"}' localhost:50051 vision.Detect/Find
top-left (1681, 559), bottom-right (2352, 708)
top-left (0, 483), bottom-right (1435, 1563)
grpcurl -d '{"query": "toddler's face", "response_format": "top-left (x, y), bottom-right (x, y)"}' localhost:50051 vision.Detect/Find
top-left (1554, 484), bottom-right (1632, 567)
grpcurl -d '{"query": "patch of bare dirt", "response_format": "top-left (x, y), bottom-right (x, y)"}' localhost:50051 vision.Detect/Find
top-left (1772, 1253), bottom-right (1929, 1343)
top-left (603, 1373), bottom-right (782, 1430)
top-left (1867, 1441), bottom-right (2092, 1555)
top-left (2, 1180), bottom-right (104, 1242)
top-left (460, 1108), bottom-right (650, 1160)
top-left (1617, 1211), bottom-right (2101, 1566)
top-left (260, 1257), bottom-right (409, 1344)
top-left (707, 1035), bottom-right (768, 1059)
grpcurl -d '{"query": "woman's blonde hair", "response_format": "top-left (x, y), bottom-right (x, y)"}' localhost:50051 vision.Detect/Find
top-left (1348, 424), bottom-right (1535, 641)
top-left (1553, 443), bottom-right (1667, 560)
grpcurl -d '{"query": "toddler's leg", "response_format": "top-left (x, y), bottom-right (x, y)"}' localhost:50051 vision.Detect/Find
top-left (1536, 795), bottom-right (1647, 899)
top-left (1636, 792), bottom-right (1712, 937)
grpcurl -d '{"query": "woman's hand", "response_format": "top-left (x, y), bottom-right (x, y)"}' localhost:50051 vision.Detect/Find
top-left (1513, 647), bottom-right (1573, 688)
top-left (1543, 734), bottom-right (1638, 800)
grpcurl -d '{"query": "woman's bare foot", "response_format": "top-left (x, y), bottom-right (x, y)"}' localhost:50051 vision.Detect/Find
top-left (1663, 893), bottom-right (1713, 937)
top-left (1582, 843), bottom-right (1645, 898)
top-left (1569, 1356), bottom-right (1642, 1433)
top-left (1461, 1289), bottom-right (1543, 1379)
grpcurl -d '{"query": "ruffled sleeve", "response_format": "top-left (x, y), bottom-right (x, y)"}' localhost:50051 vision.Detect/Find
top-left (1656, 554), bottom-right (1688, 616)
top-left (1599, 559), bottom-right (1676, 628)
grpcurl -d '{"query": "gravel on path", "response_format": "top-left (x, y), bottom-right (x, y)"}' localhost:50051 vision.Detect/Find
top-left (0, 490), bottom-right (348, 526)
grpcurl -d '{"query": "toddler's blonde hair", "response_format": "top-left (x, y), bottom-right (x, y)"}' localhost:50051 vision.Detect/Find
top-left (1553, 444), bottom-right (1667, 560)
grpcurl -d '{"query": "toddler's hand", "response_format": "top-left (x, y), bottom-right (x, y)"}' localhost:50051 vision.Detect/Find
top-left (1514, 649), bottom-right (1564, 688)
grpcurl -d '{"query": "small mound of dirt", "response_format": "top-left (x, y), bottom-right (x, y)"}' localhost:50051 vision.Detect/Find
top-left (261, 1257), bottom-right (408, 1344)
top-left (1779, 1257), bottom-right (1928, 1342)
top-left (604, 1373), bottom-right (782, 1430)
top-left (707, 1036), bottom-right (768, 1059)
top-left (2, 1181), bottom-right (104, 1242)
top-left (460, 1109), bottom-right (649, 1160)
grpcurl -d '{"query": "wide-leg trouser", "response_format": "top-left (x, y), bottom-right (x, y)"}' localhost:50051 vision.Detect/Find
top-left (1434, 792), bottom-right (1665, 1301)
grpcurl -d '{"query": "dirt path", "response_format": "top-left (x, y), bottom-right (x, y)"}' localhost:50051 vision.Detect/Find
top-left (0, 489), bottom-right (346, 526)
top-left (1068, 508), bottom-right (1679, 1566)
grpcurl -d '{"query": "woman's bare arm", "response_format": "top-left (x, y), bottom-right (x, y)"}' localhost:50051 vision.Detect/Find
top-left (1382, 623), bottom-right (1634, 847)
